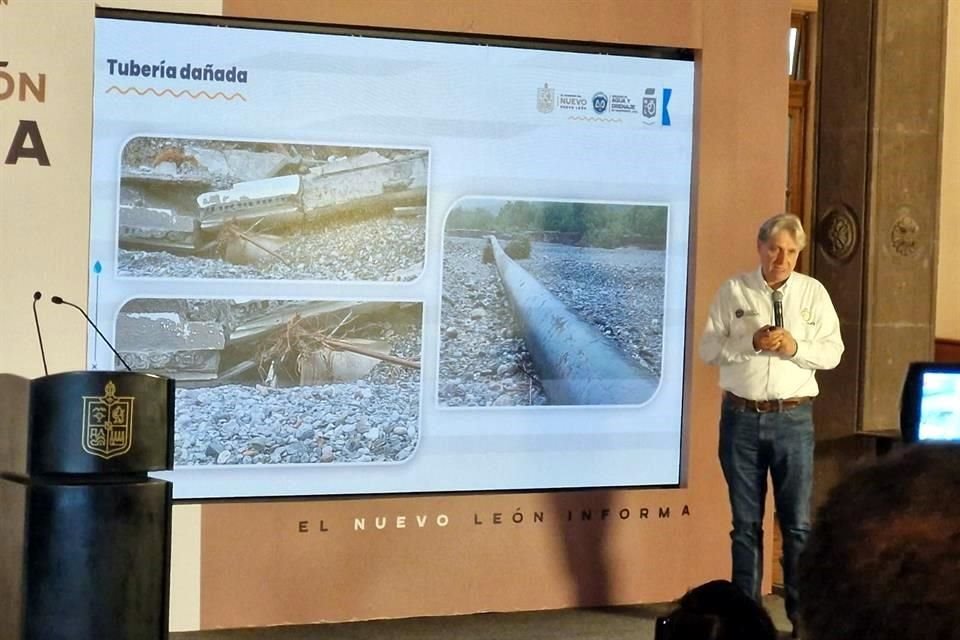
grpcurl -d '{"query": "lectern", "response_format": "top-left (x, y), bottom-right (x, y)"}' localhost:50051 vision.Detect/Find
top-left (0, 371), bottom-right (175, 640)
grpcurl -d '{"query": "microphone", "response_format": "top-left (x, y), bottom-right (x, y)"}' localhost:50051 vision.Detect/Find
top-left (50, 295), bottom-right (132, 371)
top-left (772, 289), bottom-right (784, 328)
top-left (32, 291), bottom-right (49, 375)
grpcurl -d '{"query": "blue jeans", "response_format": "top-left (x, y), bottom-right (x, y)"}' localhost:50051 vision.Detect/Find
top-left (718, 395), bottom-right (814, 624)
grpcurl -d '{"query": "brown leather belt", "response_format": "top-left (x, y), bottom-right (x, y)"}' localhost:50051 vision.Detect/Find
top-left (724, 392), bottom-right (813, 413)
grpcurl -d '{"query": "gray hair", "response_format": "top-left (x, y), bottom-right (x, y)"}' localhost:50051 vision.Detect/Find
top-left (757, 213), bottom-right (806, 250)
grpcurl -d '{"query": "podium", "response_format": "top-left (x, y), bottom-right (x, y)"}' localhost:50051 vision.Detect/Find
top-left (0, 371), bottom-right (175, 640)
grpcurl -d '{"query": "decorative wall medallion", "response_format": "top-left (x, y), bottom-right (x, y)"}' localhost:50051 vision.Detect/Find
top-left (891, 211), bottom-right (920, 257)
top-left (817, 205), bottom-right (858, 262)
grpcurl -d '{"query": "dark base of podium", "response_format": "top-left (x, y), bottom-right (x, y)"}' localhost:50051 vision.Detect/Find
top-left (0, 475), bottom-right (172, 640)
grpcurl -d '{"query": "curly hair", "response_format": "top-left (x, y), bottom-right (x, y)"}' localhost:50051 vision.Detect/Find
top-left (657, 579), bottom-right (777, 640)
top-left (798, 445), bottom-right (960, 640)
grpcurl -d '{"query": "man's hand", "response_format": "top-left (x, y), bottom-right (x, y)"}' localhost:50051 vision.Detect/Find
top-left (753, 326), bottom-right (798, 357)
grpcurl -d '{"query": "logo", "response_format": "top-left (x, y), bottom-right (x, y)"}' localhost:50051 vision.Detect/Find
top-left (558, 93), bottom-right (588, 111)
top-left (537, 83), bottom-right (555, 113)
top-left (592, 92), bottom-right (608, 114)
top-left (642, 88), bottom-right (658, 124)
top-left (82, 381), bottom-right (135, 459)
top-left (610, 94), bottom-right (638, 114)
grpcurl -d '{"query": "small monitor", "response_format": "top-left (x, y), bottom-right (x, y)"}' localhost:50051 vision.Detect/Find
top-left (900, 362), bottom-right (960, 443)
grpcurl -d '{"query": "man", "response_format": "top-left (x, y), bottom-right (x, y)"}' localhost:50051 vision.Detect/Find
top-left (700, 213), bottom-right (843, 637)
top-left (798, 445), bottom-right (960, 640)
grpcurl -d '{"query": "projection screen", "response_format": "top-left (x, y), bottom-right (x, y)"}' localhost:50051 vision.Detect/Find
top-left (88, 12), bottom-right (696, 498)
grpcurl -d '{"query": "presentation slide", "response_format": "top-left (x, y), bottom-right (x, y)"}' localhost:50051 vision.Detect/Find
top-left (89, 15), bottom-right (696, 498)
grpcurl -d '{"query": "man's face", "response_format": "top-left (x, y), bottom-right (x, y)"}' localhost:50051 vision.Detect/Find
top-left (758, 230), bottom-right (800, 285)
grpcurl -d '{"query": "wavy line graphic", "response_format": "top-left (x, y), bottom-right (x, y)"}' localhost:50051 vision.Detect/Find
top-left (106, 86), bottom-right (247, 101)
top-left (567, 115), bottom-right (623, 123)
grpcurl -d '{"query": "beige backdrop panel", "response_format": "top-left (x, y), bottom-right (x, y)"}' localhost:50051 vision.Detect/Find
top-left (201, 491), bottom-right (702, 626)
top-left (189, 0), bottom-right (792, 629)
top-left (0, 0), bottom-right (224, 383)
top-left (938, 0), bottom-right (960, 340)
top-left (1, 0), bottom-right (220, 634)
top-left (1, 0), bottom-right (793, 631)
top-left (224, 0), bottom-right (703, 49)
top-left (0, 0), bottom-right (95, 376)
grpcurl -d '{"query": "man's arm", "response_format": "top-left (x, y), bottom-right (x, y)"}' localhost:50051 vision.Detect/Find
top-left (699, 285), bottom-right (757, 366)
top-left (785, 283), bottom-right (844, 370)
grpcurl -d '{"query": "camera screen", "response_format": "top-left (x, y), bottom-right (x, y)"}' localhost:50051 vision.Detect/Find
top-left (918, 371), bottom-right (960, 441)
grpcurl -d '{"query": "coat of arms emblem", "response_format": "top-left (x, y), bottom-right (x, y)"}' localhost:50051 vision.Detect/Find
top-left (642, 87), bottom-right (658, 124)
top-left (537, 83), bottom-right (555, 113)
top-left (82, 381), bottom-right (135, 459)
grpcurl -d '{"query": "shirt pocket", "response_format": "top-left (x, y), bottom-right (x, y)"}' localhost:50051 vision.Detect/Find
top-left (729, 308), bottom-right (765, 339)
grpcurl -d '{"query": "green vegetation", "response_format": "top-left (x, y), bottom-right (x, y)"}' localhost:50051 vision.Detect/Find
top-left (505, 235), bottom-right (531, 259)
top-left (447, 201), bottom-right (668, 249)
top-left (481, 235), bottom-right (531, 263)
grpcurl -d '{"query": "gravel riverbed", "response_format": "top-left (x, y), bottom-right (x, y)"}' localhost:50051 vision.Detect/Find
top-left (438, 236), bottom-right (665, 407)
top-left (119, 215), bottom-right (424, 281)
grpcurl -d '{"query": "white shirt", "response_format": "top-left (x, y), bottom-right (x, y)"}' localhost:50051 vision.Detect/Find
top-left (699, 268), bottom-right (844, 401)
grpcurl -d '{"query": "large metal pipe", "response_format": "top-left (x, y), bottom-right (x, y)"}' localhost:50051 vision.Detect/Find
top-left (489, 237), bottom-right (658, 405)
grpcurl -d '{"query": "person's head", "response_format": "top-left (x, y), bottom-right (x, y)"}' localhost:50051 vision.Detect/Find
top-left (655, 579), bottom-right (777, 640)
top-left (756, 213), bottom-right (806, 286)
top-left (798, 445), bottom-right (960, 640)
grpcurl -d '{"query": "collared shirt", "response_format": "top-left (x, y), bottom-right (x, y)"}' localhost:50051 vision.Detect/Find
top-left (699, 268), bottom-right (844, 401)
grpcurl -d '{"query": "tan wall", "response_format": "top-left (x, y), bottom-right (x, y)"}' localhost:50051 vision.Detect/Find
top-left (938, 0), bottom-right (960, 340)
top-left (4, 0), bottom-right (794, 632)
top-left (1, 0), bottom-right (95, 376)
top-left (198, 0), bottom-right (791, 629)
top-left (0, 0), bottom-right (220, 632)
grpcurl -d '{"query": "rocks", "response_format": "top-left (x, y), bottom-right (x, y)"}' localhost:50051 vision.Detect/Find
top-left (438, 236), bottom-right (664, 406)
top-left (174, 354), bottom-right (420, 466)
top-left (205, 441), bottom-right (225, 458)
top-left (523, 242), bottom-right (664, 375)
top-left (118, 215), bottom-right (424, 282)
top-left (295, 425), bottom-right (315, 441)
top-left (496, 363), bottom-right (518, 377)
top-left (438, 236), bottom-right (542, 407)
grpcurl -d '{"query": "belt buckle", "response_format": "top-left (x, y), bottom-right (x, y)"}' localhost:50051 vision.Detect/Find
top-left (754, 399), bottom-right (784, 413)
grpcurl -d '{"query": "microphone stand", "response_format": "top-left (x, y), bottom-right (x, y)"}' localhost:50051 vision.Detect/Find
top-left (51, 295), bottom-right (133, 371)
top-left (32, 291), bottom-right (49, 375)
